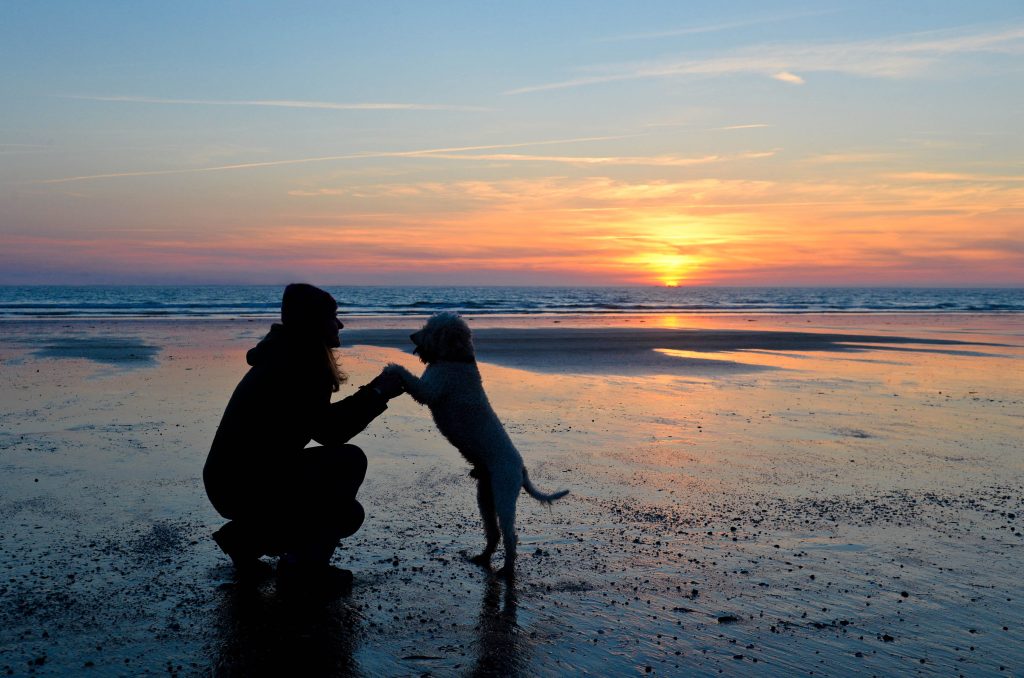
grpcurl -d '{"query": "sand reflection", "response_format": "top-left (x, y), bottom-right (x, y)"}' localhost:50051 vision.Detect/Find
top-left (211, 583), bottom-right (361, 677)
top-left (470, 580), bottom-right (530, 678)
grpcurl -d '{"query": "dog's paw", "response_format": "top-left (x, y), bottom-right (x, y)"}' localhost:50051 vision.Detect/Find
top-left (382, 363), bottom-right (403, 375)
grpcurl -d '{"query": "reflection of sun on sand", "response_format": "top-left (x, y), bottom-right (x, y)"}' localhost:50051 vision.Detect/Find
top-left (653, 347), bottom-right (804, 369)
top-left (654, 345), bottom-right (901, 370)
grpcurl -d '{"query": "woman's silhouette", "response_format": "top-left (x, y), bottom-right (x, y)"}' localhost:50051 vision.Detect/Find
top-left (203, 283), bottom-right (403, 591)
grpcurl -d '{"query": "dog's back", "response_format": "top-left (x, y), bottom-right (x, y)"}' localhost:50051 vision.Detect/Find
top-left (423, 361), bottom-right (520, 468)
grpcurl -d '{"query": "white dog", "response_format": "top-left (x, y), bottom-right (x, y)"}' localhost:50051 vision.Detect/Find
top-left (384, 312), bottom-right (568, 578)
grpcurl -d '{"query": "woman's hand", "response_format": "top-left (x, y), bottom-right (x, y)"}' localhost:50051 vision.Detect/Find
top-left (367, 371), bottom-right (405, 399)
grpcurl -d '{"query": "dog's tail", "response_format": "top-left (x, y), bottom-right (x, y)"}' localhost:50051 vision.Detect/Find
top-left (522, 467), bottom-right (569, 505)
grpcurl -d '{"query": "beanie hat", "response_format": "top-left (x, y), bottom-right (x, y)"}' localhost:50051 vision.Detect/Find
top-left (281, 283), bottom-right (337, 334)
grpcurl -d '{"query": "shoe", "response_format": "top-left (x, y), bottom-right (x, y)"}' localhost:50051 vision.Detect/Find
top-left (212, 524), bottom-right (273, 580)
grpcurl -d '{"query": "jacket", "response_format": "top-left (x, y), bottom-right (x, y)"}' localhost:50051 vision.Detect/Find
top-left (204, 324), bottom-right (387, 499)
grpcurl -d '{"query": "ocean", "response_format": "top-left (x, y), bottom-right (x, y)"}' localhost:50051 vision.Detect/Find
top-left (0, 286), bottom-right (1020, 319)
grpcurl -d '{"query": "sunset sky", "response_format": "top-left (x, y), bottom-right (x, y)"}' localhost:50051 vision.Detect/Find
top-left (2, 1), bottom-right (1022, 286)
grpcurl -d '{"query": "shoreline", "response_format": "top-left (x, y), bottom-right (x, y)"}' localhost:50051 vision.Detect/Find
top-left (3, 309), bottom-right (1024, 319)
top-left (3, 314), bottom-right (1020, 375)
top-left (2, 310), bottom-right (1023, 329)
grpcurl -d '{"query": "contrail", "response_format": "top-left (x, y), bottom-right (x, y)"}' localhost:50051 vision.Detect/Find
top-left (36, 134), bottom-right (639, 184)
top-left (61, 94), bottom-right (491, 112)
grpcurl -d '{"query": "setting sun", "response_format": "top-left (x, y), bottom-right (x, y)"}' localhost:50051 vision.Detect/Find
top-left (624, 251), bottom-right (698, 287)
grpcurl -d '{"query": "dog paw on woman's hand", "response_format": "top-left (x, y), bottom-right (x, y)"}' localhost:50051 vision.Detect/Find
top-left (368, 372), bottom-right (405, 399)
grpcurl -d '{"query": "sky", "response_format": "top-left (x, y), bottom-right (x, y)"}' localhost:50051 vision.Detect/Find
top-left (1, 1), bottom-right (1022, 286)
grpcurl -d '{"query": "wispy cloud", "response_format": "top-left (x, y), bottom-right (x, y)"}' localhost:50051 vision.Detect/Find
top-left (61, 95), bottom-right (491, 112)
top-left (598, 9), bottom-right (836, 43)
top-left (717, 123), bottom-right (771, 131)
top-left (34, 134), bottom-right (638, 184)
top-left (804, 152), bottom-right (899, 164)
top-left (396, 152), bottom-right (728, 167)
top-left (284, 148), bottom-right (778, 175)
top-left (888, 171), bottom-right (1024, 182)
top-left (283, 172), bottom-right (1024, 224)
top-left (772, 71), bottom-right (805, 84)
top-left (506, 24), bottom-right (1024, 94)
top-left (0, 143), bottom-right (56, 155)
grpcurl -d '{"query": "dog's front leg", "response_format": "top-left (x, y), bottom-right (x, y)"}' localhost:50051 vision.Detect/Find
top-left (383, 364), bottom-right (441, 406)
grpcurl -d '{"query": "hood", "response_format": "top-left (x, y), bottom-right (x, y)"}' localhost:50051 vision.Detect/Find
top-left (246, 323), bottom-right (324, 368)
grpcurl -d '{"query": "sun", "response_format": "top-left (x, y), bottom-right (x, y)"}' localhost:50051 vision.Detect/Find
top-left (626, 252), bottom-right (695, 287)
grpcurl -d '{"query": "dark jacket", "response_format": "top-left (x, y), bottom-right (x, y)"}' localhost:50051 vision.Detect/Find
top-left (203, 324), bottom-right (387, 515)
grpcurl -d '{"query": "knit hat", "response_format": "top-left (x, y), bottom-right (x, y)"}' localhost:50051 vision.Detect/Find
top-left (280, 283), bottom-right (337, 334)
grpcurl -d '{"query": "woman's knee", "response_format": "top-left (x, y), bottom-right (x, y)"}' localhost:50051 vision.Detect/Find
top-left (342, 444), bottom-right (367, 485)
top-left (306, 444), bottom-right (366, 499)
top-left (337, 500), bottom-right (365, 539)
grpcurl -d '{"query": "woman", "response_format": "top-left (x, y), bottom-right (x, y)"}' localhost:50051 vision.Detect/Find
top-left (204, 283), bottom-right (403, 590)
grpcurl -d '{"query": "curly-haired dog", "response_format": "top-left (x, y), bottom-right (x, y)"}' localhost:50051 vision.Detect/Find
top-left (384, 312), bottom-right (568, 578)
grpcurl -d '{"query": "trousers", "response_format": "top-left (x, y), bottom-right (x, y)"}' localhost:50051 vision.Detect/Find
top-left (205, 444), bottom-right (367, 562)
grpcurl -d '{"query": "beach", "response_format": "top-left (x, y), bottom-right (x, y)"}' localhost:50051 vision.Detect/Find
top-left (0, 313), bottom-right (1021, 676)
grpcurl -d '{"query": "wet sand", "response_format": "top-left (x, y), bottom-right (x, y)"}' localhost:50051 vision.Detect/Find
top-left (0, 314), bottom-right (1022, 676)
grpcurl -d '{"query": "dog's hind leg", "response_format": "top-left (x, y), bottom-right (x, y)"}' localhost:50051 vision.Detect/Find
top-left (469, 472), bottom-right (500, 569)
top-left (491, 471), bottom-right (521, 580)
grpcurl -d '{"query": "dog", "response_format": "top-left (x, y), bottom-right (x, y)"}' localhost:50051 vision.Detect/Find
top-left (384, 312), bottom-right (568, 578)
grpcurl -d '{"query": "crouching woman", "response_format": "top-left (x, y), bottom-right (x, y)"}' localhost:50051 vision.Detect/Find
top-left (203, 283), bottom-right (403, 590)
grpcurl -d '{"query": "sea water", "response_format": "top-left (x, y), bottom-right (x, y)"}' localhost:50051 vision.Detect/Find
top-left (0, 286), bottom-right (1020, 319)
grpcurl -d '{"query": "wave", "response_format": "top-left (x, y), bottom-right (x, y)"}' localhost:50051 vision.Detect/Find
top-left (0, 286), bottom-right (1020, 318)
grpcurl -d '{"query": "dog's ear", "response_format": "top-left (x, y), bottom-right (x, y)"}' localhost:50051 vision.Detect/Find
top-left (437, 317), bottom-right (474, 361)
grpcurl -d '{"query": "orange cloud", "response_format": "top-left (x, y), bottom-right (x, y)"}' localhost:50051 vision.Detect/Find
top-left (7, 167), bottom-right (1024, 285)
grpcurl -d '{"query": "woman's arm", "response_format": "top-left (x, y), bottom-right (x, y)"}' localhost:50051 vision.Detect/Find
top-left (311, 386), bottom-right (388, 447)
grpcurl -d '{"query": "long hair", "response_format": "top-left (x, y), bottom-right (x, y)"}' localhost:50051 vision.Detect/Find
top-left (324, 345), bottom-right (347, 392)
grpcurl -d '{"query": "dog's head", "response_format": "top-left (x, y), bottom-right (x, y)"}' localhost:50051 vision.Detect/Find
top-left (410, 311), bottom-right (475, 364)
